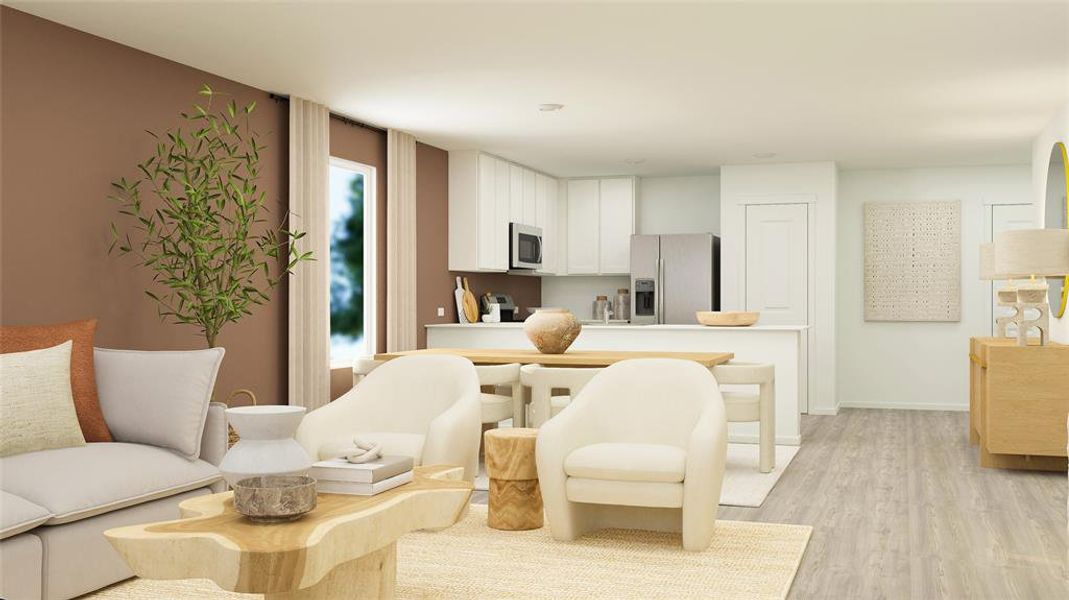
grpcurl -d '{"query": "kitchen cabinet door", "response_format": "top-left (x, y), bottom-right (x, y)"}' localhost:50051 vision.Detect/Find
top-left (523, 169), bottom-right (538, 226)
top-left (509, 164), bottom-right (524, 226)
top-left (537, 173), bottom-right (557, 273)
top-left (598, 177), bottom-right (635, 274)
top-left (493, 158), bottom-right (512, 270)
top-left (566, 179), bottom-right (600, 274)
top-left (476, 154), bottom-right (497, 269)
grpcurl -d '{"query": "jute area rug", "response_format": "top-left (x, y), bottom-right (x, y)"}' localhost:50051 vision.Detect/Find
top-left (86, 504), bottom-right (811, 600)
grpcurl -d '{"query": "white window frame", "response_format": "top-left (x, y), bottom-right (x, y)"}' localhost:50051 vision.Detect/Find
top-left (328, 156), bottom-right (377, 365)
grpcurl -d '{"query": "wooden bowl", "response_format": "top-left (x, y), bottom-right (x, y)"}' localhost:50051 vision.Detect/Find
top-left (233, 475), bottom-right (317, 523)
top-left (696, 311), bottom-right (760, 327)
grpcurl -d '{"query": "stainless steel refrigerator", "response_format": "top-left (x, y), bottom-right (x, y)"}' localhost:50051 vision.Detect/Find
top-left (630, 234), bottom-right (720, 325)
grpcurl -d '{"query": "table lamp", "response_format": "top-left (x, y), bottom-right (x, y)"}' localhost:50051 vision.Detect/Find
top-left (979, 242), bottom-right (1028, 337)
top-left (994, 229), bottom-right (1069, 345)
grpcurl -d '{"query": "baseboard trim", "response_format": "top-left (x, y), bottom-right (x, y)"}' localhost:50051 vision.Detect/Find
top-left (838, 401), bottom-right (968, 412)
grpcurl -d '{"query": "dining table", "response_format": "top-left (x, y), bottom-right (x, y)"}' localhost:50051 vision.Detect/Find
top-left (373, 347), bottom-right (734, 368)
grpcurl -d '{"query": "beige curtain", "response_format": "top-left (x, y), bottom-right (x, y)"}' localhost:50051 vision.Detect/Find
top-left (288, 97), bottom-right (331, 409)
top-left (386, 130), bottom-right (418, 351)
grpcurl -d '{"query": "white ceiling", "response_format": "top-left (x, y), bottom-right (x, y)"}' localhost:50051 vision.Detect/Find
top-left (9, 1), bottom-right (1069, 177)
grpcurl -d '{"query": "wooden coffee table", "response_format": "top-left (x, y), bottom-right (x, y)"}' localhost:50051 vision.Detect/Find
top-left (105, 465), bottom-right (472, 599)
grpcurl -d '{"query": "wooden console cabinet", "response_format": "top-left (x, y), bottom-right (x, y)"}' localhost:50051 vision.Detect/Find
top-left (969, 337), bottom-right (1069, 470)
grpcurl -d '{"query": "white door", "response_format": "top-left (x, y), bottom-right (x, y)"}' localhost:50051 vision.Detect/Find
top-left (598, 177), bottom-right (634, 274)
top-left (744, 204), bottom-right (809, 325)
top-left (566, 179), bottom-right (600, 274)
top-left (989, 204), bottom-right (1035, 335)
top-left (493, 158), bottom-right (511, 270)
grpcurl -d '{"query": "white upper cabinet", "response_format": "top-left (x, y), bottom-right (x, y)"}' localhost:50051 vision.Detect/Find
top-left (566, 179), bottom-right (601, 274)
top-left (565, 177), bottom-right (636, 275)
top-left (536, 173), bottom-right (558, 274)
top-left (449, 150), bottom-right (556, 273)
top-left (597, 177), bottom-right (635, 274)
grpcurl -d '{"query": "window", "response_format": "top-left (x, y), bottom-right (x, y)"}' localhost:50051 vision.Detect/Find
top-left (329, 157), bottom-right (376, 363)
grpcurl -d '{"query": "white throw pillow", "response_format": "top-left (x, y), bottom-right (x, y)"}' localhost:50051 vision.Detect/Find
top-left (94, 347), bottom-right (225, 459)
top-left (0, 341), bottom-right (87, 457)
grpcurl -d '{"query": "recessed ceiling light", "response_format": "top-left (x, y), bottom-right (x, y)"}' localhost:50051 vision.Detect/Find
top-left (624, 158), bottom-right (646, 165)
top-left (538, 103), bottom-right (564, 112)
top-left (753, 152), bottom-right (777, 159)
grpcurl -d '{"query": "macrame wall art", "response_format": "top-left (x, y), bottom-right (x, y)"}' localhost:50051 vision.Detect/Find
top-left (864, 200), bottom-right (961, 322)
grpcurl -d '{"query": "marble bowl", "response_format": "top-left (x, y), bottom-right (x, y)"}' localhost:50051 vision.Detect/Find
top-left (233, 475), bottom-right (317, 523)
top-left (696, 311), bottom-right (760, 327)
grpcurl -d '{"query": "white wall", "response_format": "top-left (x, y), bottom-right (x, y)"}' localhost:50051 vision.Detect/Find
top-left (837, 165), bottom-right (1032, 411)
top-left (542, 175), bottom-right (720, 315)
top-left (721, 162), bottom-right (838, 415)
top-left (540, 275), bottom-right (630, 319)
top-left (1033, 104), bottom-right (1069, 343)
top-left (637, 175), bottom-right (720, 235)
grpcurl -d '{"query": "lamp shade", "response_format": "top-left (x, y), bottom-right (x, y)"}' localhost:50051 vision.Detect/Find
top-left (979, 243), bottom-right (1029, 280)
top-left (994, 229), bottom-right (1069, 278)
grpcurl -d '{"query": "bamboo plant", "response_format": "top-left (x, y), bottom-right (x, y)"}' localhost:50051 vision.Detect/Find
top-left (108, 84), bottom-right (312, 348)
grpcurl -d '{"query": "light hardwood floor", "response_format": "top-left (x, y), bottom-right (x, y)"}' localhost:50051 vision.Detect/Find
top-left (475, 409), bottom-right (1069, 598)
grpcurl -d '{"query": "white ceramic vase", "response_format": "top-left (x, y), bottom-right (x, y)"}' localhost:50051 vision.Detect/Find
top-left (219, 405), bottom-right (313, 486)
top-left (524, 308), bottom-right (582, 354)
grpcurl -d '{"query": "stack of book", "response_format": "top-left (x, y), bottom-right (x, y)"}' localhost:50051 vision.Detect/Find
top-left (309, 455), bottom-right (414, 496)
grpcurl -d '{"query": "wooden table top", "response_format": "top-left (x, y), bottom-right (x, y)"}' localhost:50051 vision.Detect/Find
top-left (104, 465), bottom-right (471, 594)
top-left (375, 347), bottom-right (734, 368)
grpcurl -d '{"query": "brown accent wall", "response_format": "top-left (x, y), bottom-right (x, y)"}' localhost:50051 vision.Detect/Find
top-left (0, 7), bottom-right (289, 405)
top-left (328, 117), bottom-right (387, 355)
top-left (415, 143), bottom-right (541, 349)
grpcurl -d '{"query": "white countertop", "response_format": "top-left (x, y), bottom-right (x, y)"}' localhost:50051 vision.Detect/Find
top-left (425, 322), bottom-right (809, 331)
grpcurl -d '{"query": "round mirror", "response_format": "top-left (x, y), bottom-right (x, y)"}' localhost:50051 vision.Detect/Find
top-left (1046, 142), bottom-right (1069, 318)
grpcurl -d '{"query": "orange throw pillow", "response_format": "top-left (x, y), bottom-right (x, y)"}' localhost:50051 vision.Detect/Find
top-left (0, 319), bottom-right (112, 442)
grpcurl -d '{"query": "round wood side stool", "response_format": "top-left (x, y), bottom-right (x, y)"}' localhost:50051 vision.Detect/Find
top-left (483, 427), bottom-right (543, 530)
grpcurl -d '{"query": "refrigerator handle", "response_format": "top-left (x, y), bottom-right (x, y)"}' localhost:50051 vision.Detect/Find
top-left (657, 258), bottom-right (665, 324)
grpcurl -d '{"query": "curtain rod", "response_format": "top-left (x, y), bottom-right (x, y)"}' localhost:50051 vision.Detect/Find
top-left (269, 93), bottom-right (387, 135)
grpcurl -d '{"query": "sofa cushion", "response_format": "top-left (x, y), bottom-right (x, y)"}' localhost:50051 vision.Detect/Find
top-left (0, 341), bottom-right (87, 457)
top-left (0, 492), bottom-right (51, 539)
top-left (1, 319), bottom-right (112, 442)
top-left (316, 432), bottom-right (426, 463)
top-left (95, 347), bottom-right (224, 460)
top-left (564, 442), bottom-right (687, 483)
top-left (565, 478), bottom-right (684, 508)
top-left (0, 443), bottom-right (220, 525)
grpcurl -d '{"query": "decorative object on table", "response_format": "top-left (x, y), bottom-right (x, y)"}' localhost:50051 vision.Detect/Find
top-left (696, 311), bottom-right (760, 327)
top-left (225, 388), bottom-right (257, 448)
top-left (232, 475), bottom-right (317, 523)
top-left (219, 405), bottom-right (312, 486)
top-left (484, 427), bottom-right (542, 530)
top-left (863, 200), bottom-right (961, 322)
top-left (979, 243), bottom-right (1028, 338)
top-left (523, 308), bottom-right (582, 354)
top-left (310, 454), bottom-right (414, 483)
top-left (454, 276), bottom-right (470, 323)
top-left (994, 228), bottom-right (1069, 346)
top-left (316, 470), bottom-right (414, 496)
top-left (1043, 141), bottom-right (1068, 318)
top-left (615, 288), bottom-right (631, 321)
top-left (106, 85), bottom-right (312, 349)
top-left (103, 465), bottom-right (472, 599)
top-left (318, 437), bottom-right (384, 463)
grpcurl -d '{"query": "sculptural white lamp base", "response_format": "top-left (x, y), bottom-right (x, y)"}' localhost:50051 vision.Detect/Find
top-left (220, 406), bottom-right (313, 486)
top-left (994, 287), bottom-right (1020, 338)
top-left (1015, 283), bottom-right (1050, 346)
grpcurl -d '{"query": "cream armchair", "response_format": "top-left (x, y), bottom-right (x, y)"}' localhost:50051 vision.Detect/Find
top-left (296, 355), bottom-right (482, 482)
top-left (536, 358), bottom-right (727, 551)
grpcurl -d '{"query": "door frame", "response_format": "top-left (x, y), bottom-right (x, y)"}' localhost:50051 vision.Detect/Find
top-left (737, 194), bottom-right (815, 413)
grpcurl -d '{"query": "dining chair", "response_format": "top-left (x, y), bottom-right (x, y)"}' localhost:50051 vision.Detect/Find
top-left (475, 363), bottom-right (522, 426)
top-left (711, 361), bottom-right (775, 473)
top-left (352, 356), bottom-right (383, 387)
top-left (519, 364), bottom-right (601, 427)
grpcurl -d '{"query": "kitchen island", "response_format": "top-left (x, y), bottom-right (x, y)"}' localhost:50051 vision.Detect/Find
top-left (426, 322), bottom-right (807, 445)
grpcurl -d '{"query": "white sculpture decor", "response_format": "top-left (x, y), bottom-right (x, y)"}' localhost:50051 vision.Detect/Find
top-left (864, 200), bottom-right (961, 322)
top-left (321, 438), bottom-right (385, 464)
top-left (219, 406), bottom-right (312, 486)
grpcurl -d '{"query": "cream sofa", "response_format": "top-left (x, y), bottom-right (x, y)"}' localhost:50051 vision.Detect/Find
top-left (0, 349), bottom-right (228, 600)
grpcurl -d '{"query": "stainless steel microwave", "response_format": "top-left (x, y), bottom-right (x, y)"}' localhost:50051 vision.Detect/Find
top-left (509, 222), bottom-right (542, 270)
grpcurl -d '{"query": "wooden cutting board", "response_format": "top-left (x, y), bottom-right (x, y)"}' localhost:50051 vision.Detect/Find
top-left (461, 278), bottom-right (479, 323)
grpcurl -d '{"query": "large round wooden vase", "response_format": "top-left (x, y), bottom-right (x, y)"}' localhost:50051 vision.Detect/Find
top-left (523, 308), bottom-right (581, 354)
